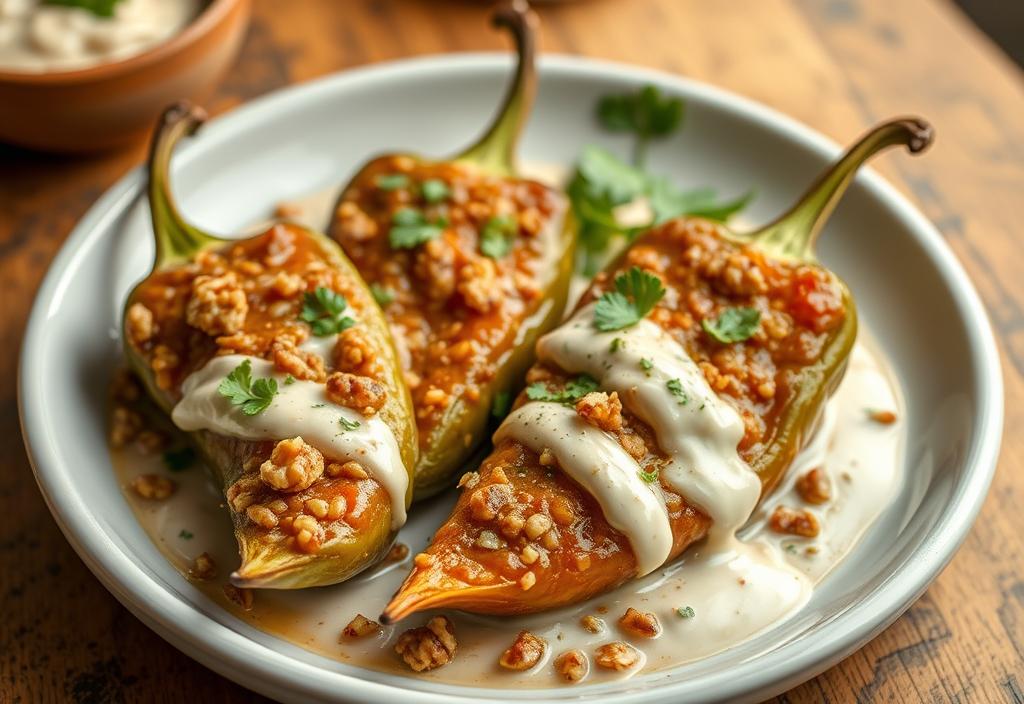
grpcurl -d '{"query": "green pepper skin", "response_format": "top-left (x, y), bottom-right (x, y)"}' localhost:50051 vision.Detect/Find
top-left (328, 2), bottom-right (577, 497)
top-left (123, 103), bottom-right (416, 589)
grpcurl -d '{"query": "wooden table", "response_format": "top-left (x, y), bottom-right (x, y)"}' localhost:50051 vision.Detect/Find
top-left (2, 0), bottom-right (1022, 701)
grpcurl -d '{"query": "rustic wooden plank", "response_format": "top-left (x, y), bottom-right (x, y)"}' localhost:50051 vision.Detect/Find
top-left (1, 0), bottom-right (1020, 701)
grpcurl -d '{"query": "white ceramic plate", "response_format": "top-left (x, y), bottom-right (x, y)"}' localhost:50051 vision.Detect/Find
top-left (19, 55), bottom-right (1003, 703)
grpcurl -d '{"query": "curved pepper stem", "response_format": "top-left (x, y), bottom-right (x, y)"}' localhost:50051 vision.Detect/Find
top-left (148, 101), bottom-right (219, 268)
top-left (455, 0), bottom-right (539, 176)
top-left (743, 117), bottom-right (933, 262)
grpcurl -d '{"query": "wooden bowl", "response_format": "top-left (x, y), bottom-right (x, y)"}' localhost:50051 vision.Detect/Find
top-left (0, 0), bottom-right (251, 153)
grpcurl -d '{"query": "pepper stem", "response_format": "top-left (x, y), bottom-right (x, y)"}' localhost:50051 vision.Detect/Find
top-left (742, 117), bottom-right (933, 262)
top-left (148, 101), bottom-right (219, 268)
top-left (455, 0), bottom-right (539, 176)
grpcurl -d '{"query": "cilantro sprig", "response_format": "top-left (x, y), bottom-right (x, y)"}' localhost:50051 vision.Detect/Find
top-left (41, 0), bottom-right (124, 18)
top-left (597, 85), bottom-right (684, 167)
top-left (594, 267), bottom-right (666, 331)
top-left (389, 207), bottom-right (447, 249)
top-left (370, 283), bottom-right (395, 307)
top-left (702, 307), bottom-right (761, 344)
top-left (338, 417), bottom-right (361, 432)
top-left (300, 287), bottom-right (356, 336)
top-left (480, 214), bottom-right (518, 259)
top-left (666, 378), bottom-right (688, 405)
top-left (217, 360), bottom-right (278, 416)
top-left (638, 467), bottom-right (660, 483)
top-left (421, 179), bottom-right (451, 204)
top-left (526, 374), bottom-right (599, 405)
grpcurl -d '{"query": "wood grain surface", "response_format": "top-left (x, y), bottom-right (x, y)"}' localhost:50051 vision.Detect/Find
top-left (2, 0), bottom-right (1022, 701)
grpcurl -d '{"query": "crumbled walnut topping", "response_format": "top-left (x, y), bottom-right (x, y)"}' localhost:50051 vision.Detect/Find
top-left (110, 406), bottom-right (143, 448)
top-left (594, 641), bottom-right (640, 671)
top-left (271, 338), bottom-right (326, 382)
top-left (575, 391), bottom-right (623, 433)
top-left (325, 372), bottom-right (387, 415)
top-left (260, 437), bottom-right (325, 493)
top-left (327, 460), bottom-right (369, 480)
top-left (469, 483), bottom-right (513, 522)
top-left (333, 326), bottom-right (379, 378)
top-left (476, 530), bottom-right (501, 550)
top-left (457, 257), bottom-right (501, 313)
top-left (580, 615), bottom-right (604, 634)
top-left (188, 552), bottom-right (217, 581)
top-left (185, 271), bottom-right (249, 336)
top-left (223, 584), bottom-right (254, 610)
top-left (795, 468), bottom-right (831, 505)
top-left (519, 572), bottom-right (537, 591)
top-left (524, 513), bottom-right (553, 540)
top-left (868, 409), bottom-right (897, 424)
top-left (554, 650), bottom-right (588, 683)
top-left (457, 471), bottom-right (480, 489)
top-left (769, 505), bottom-right (820, 537)
top-left (150, 344), bottom-right (180, 390)
top-left (335, 201), bottom-right (380, 242)
top-left (305, 498), bottom-right (329, 519)
top-left (395, 616), bottom-right (457, 672)
top-left (134, 430), bottom-right (167, 454)
top-left (126, 302), bottom-right (155, 345)
top-left (520, 544), bottom-right (539, 565)
top-left (538, 448), bottom-right (555, 467)
top-left (499, 630), bottom-right (545, 671)
top-left (386, 543), bottom-right (410, 562)
top-left (246, 504), bottom-right (279, 529)
top-left (413, 238), bottom-right (456, 301)
top-left (413, 552), bottom-right (435, 569)
top-left (618, 607), bottom-right (660, 638)
top-left (226, 473), bottom-right (262, 513)
top-left (342, 613), bottom-right (381, 639)
top-left (130, 474), bottom-right (175, 500)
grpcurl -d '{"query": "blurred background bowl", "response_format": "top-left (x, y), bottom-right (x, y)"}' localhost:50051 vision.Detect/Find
top-left (0, 0), bottom-right (250, 153)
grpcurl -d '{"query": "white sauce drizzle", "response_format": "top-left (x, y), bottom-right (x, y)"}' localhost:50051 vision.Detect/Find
top-left (0, 0), bottom-right (199, 73)
top-left (171, 354), bottom-right (408, 528)
top-left (494, 402), bottom-right (673, 575)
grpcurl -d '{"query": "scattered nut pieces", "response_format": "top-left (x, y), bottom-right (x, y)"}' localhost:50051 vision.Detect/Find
top-left (795, 468), bottom-right (831, 505)
top-left (580, 615), bottom-right (604, 634)
top-left (554, 649), bottom-right (588, 683)
top-left (395, 616), bottom-right (457, 672)
top-left (519, 571), bottom-right (537, 591)
top-left (223, 583), bottom-right (254, 610)
top-left (260, 436), bottom-right (325, 493)
top-left (342, 614), bottom-right (381, 639)
top-left (130, 474), bottom-right (175, 500)
top-left (867, 408), bottom-right (897, 424)
top-left (574, 391), bottom-right (623, 433)
top-left (188, 552), bottom-right (217, 581)
top-left (618, 607), bottom-right (660, 638)
top-left (769, 506), bottom-right (821, 538)
top-left (327, 460), bottom-right (369, 480)
top-left (110, 406), bottom-right (143, 448)
top-left (498, 630), bottom-right (546, 671)
top-left (594, 641), bottom-right (640, 671)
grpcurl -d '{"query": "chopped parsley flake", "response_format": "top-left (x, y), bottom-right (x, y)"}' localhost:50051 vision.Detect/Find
top-left (594, 267), bottom-right (666, 331)
top-left (610, 337), bottom-right (623, 353)
top-left (217, 359), bottom-right (278, 416)
top-left (41, 0), bottom-right (124, 18)
top-left (421, 178), bottom-right (451, 204)
top-left (370, 283), bottom-right (395, 307)
top-left (491, 390), bottom-right (512, 419)
top-left (300, 287), bottom-right (356, 336)
top-left (526, 374), bottom-right (599, 405)
top-left (597, 85), bottom-right (683, 168)
top-left (677, 606), bottom-right (695, 619)
top-left (178, 529), bottom-right (194, 540)
top-left (311, 403), bottom-right (326, 409)
top-left (640, 358), bottom-right (653, 371)
top-left (162, 447), bottom-right (196, 472)
top-left (338, 417), bottom-right (361, 431)
top-left (376, 173), bottom-right (410, 191)
top-left (389, 207), bottom-right (447, 249)
top-left (666, 378), bottom-right (688, 404)
top-left (702, 307), bottom-right (761, 344)
top-left (284, 374), bottom-right (296, 385)
top-left (638, 468), bottom-right (659, 483)
top-left (480, 214), bottom-right (518, 259)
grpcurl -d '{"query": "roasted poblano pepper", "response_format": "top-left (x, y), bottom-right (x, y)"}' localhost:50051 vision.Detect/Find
top-left (327, 1), bottom-right (576, 498)
top-left (123, 103), bottom-right (417, 589)
top-left (382, 118), bottom-right (933, 620)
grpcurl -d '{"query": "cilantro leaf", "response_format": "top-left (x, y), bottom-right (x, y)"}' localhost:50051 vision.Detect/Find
top-left (300, 287), bottom-right (356, 336)
top-left (217, 359), bottom-right (278, 415)
top-left (666, 378), bottom-right (688, 404)
top-left (178, 529), bottom-right (194, 540)
top-left (638, 467), bottom-right (660, 483)
top-left (677, 606), bottom-right (696, 619)
top-left (338, 417), bottom-right (361, 431)
top-left (594, 267), bottom-right (666, 331)
top-left (702, 307), bottom-right (761, 343)
top-left (284, 374), bottom-right (296, 385)
top-left (421, 179), bottom-right (451, 204)
top-left (480, 214), bottom-right (518, 258)
top-left (525, 374), bottom-right (599, 405)
top-left (376, 173), bottom-right (410, 191)
top-left (389, 207), bottom-right (446, 249)
top-left (648, 177), bottom-right (754, 225)
top-left (370, 283), bottom-right (395, 307)
top-left (162, 447), bottom-right (196, 472)
top-left (596, 85), bottom-right (684, 166)
top-left (491, 390), bottom-right (512, 419)
top-left (41, 0), bottom-right (124, 18)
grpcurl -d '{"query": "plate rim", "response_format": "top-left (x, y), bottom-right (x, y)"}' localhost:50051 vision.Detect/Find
top-left (18, 52), bottom-right (1004, 704)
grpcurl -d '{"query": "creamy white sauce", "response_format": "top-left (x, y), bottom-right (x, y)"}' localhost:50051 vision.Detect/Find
top-left (0, 0), bottom-right (199, 73)
top-left (171, 353), bottom-right (408, 528)
top-left (494, 402), bottom-right (673, 575)
top-left (113, 338), bottom-right (903, 687)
